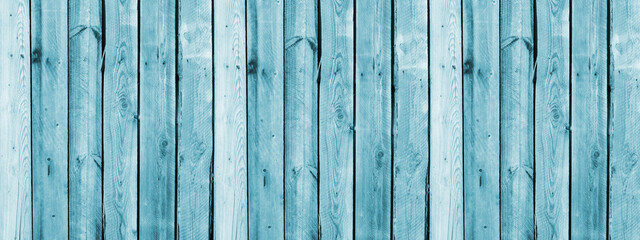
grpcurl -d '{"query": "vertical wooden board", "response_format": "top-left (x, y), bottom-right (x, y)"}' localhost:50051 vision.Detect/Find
top-left (392, 0), bottom-right (428, 238)
top-left (213, 0), bottom-right (248, 238)
top-left (355, 0), bottom-right (391, 238)
top-left (535, 0), bottom-right (570, 238)
top-left (248, 0), bottom-right (284, 238)
top-left (139, 0), bottom-right (176, 238)
top-left (31, 0), bottom-right (69, 238)
top-left (570, 0), bottom-right (608, 238)
top-left (610, 0), bottom-right (640, 239)
top-left (0, 0), bottom-right (31, 239)
top-left (103, 0), bottom-right (139, 238)
top-left (462, 0), bottom-right (500, 238)
top-left (499, 0), bottom-right (535, 238)
top-left (319, 0), bottom-right (354, 238)
top-left (429, 0), bottom-right (463, 238)
top-left (176, 0), bottom-right (212, 238)
top-left (68, 0), bottom-right (103, 238)
top-left (284, 0), bottom-right (319, 239)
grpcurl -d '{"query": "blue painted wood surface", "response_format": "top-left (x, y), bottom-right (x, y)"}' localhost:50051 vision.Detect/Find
top-left (3, 0), bottom-right (640, 238)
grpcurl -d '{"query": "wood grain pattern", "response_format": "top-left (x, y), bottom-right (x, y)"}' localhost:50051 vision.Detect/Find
top-left (319, 0), bottom-right (354, 238)
top-left (462, 0), bottom-right (500, 238)
top-left (570, 0), bottom-right (608, 238)
top-left (392, 0), bottom-right (428, 238)
top-left (535, 0), bottom-right (570, 238)
top-left (284, 1), bottom-right (319, 239)
top-left (103, 0), bottom-right (139, 239)
top-left (176, 0), bottom-right (212, 238)
top-left (499, 0), bottom-right (535, 238)
top-left (429, 0), bottom-right (463, 238)
top-left (0, 0), bottom-right (32, 238)
top-left (248, 0), bottom-right (284, 238)
top-left (610, 0), bottom-right (640, 238)
top-left (355, 0), bottom-right (392, 238)
top-left (139, 0), bottom-right (176, 238)
top-left (213, 0), bottom-right (248, 238)
top-left (68, 0), bottom-right (103, 238)
top-left (31, 0), bottom-right (69, 238)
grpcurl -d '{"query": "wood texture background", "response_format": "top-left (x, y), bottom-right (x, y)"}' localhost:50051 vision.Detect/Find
top-left (0, 0), bottom-right (635, 239)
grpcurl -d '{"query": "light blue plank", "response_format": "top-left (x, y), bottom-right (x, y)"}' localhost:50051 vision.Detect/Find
top-left (0, 0), bottom-right (32, 238)
top-left (462, 0), bottom-right (500, 238)
top-left (31, 0), bottom-right (69, 238)
top-left (319, 0), bottom-right (354, 238)
top-left (213, 0), bottom-right (248, 238)
top-left (429, 0), bottom-right (464, 238)
top-left (139, 0), bottom-right (176, 238)
top-left (103, 0), bottom-right (139, 238)
top-left (355, 0), bottom-right (392, 238)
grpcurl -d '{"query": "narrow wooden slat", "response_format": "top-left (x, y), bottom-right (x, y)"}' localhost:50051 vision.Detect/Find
top-left (319, 0), bottom-right (354, 238)
top-left (139, 0), bottom-right (176, 238)
top-left (103, 0), bottom-right (139, 238)
top-left (392, 0), bottom-right (428, 238)
top-left (31, 0), bottom-right (69, 238)
top-left (68, 0), bottom-right (103, 238)
top-left (0, 0), bottom-right (32, 238)
top-left (284, 1), bottom-right (319, 238)
top-left (429, 0), bottom-right (463, 238)
top-left (499, 0), bottom-right (535, 238)
top-left (248, 0), bottom-right (284, 238)
top-left (462, 0), bottom-right (500, 238)
top-left (213, 0), bottom-right (248, 238)
top-left (570, 0), bottom-right (608, 238)
top-left (355, 0), bottom-right (392, 238)
top-left (176, 0), bottom-right (212, 237)
top-left (534, 0), bottom-right (570, 238)
top-left (610, 0), bottom-right (640, 238)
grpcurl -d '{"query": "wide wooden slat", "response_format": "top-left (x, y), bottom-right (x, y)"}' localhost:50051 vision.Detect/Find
top-left (429, 0), bottom-right (463, 238)
top-left (570, 0), bottom-right (608, 238)
top-left (355, 0), bottom-right (392, 238)
top-left (248, 0), bottom-right (284, 238)
top-left (462, 0), bottom-right (500, 238)
top-left (103, 0), bottom-right (139, 238)
top-left (213, 0), bottom-right (248, 238)
top-left (499, 0), bottom-right (535, 238)
top-left (31, 0), bottom-right (68, 238)
top-left (0, 0), bottom-right (32, 238)
top-left (319, 0), bottom-right (354, 238)
top-left (610, 0), bottom-right (640, 238)
top-left (139, 0), bottom-right (176, 238)
top-left (68, 0), bottom-right (103, 238)
top-left (392, 0), bottom-right (429, 238)
top-left (535, 0), bottom-right (570, 238)
top-left (176, 0), bottom-right (213, 238)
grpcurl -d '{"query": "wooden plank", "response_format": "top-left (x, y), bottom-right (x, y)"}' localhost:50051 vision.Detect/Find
top-left (103, 0), bottom-right (139, 238)
top-left (534, 0), bottom-right (570, 238)
top-left (462, 0), bottom-right (500, 238)
top-left (284, 0), bottom-right (319, 239)
top-left (68, 0), bottom-right (103, 238)
top-left (610, 0), bottom-right (640, 238)
top-left (176, 0), bottom-right (212, 237)
top-left (429, 0), bottom-right (463, 238)
top-left (392, 0), bottom-right (428, 238)
top-left (248, 0), bottom-right (284, 238)
top-left (0, 0), bottom-right (32, 238)
top-left (499, 0), bottom-right (535, 238)
top-left (31, 0), bottom-right (68, 238)
top-left (318, 0), bottom-right (354, 238)
top-left (213, 0), bottom-right (248, 238)
top-left (139, 0), bottom-right (176, 238)
top-left (570, 0), bottom-right (608, 238)
top-left (355, 0), bottom-right (391, 238)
